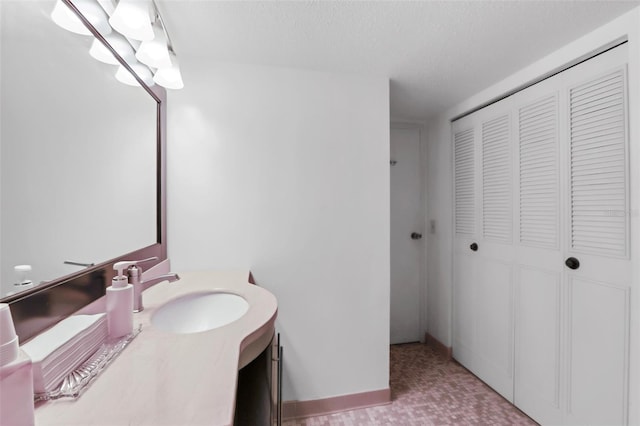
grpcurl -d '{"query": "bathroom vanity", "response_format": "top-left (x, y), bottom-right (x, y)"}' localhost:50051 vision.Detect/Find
top-left (2, 4), bottom-right (281, 425)
top-left (33, 270), bottom-right (279, 426)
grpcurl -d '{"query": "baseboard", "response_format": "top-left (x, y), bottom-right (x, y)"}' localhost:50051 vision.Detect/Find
top-left (425, 332), bottom-right (452, 360)
top-left (282, 388), bottom-right (391, 420)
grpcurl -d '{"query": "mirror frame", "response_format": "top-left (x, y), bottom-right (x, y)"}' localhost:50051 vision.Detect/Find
top-left (2, 0), bottom-right (168, 342)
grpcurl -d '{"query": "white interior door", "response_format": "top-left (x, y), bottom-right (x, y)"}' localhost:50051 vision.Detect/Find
top-left (390, 126), bottom-right (423, 344)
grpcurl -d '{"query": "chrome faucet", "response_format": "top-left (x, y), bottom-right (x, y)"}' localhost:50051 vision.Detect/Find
top-left (124, 257), bottom-right (180, 312)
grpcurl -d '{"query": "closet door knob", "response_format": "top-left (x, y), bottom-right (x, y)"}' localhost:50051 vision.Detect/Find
top-left (411, 232), bottom-right (423, 240)
top-left (470, 243), bottom-right (478, 252)
top-left (565, 257), bottom-right (580, 270)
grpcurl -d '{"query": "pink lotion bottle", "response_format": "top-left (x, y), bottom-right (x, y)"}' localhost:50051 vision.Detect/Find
top-left (0, 303), bottom-right (34, 426)
top-left (106, 262), bottom-right (134, 339)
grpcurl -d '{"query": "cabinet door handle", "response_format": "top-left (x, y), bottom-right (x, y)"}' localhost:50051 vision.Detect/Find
top-left (411, 232), bottom-right (423, 240)
top-left (470, 242), bottom-right (478, 251)
top-left (565, 257), bottom-right (580, 270)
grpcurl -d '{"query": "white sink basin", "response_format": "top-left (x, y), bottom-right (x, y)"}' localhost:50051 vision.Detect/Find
top-left (151, 291), bottom-right (249, 334)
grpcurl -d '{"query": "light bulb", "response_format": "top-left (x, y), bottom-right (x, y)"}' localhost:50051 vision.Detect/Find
top-left (135, 20), bottom-right (171, 68)
top-left (90, 33), bottom-right (136, 65)
top-left (153, 53), bottom-right (184, 90)
top-left (109, 0), bottom-right (153, 41)
top-left (115, 63), bottom-right (154, 87)
top-left (51, 0), bottom-right (111, 36)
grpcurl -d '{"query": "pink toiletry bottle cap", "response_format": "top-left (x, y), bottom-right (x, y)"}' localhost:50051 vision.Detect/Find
top-left (0, 304), bottom-right (19, 366)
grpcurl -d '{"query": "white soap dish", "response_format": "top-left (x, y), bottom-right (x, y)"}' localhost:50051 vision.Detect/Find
top-left (34, 324), bottom-right (142, 401)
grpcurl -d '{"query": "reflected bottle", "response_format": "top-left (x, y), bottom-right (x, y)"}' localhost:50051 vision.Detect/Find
top-left (13, 265), bottom-right (34, 292)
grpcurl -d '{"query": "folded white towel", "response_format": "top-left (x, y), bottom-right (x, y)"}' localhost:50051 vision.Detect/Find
top-left (22, 314), bottom-right (105, 363)
top-left (22, 314), bottom-right (107, 393)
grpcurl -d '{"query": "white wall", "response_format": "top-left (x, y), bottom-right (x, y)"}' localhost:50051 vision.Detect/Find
top-left (425, 117), bottom-right (452, 346)
top-left (425, 8), bottom-right (640, 423)
top-left (167, 60), bottom-right (390, 402)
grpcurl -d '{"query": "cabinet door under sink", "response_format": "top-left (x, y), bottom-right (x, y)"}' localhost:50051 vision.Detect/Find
top-left (234, 332), bottom-right (282, 426)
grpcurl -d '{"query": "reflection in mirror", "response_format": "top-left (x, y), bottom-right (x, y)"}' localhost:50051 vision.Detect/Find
top-left (0, 1), bottom-right (158, 298)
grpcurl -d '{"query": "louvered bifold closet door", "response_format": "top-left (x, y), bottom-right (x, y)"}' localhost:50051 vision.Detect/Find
top-left (471, 108), bottom-right (515, 402)
top-left (452, 43), bottom-right (633, 426)
top-left (513, 88), bottom-right (564, 425)
top-left (563, 53), bottom-right (631, 426)
top-left (452, 122), bottom-right (479, 370)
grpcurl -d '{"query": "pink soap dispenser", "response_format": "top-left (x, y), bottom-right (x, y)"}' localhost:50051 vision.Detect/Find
top-left (106, 262), bottom-right (134, 339)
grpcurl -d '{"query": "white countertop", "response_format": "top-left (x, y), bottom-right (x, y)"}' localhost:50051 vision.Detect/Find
top-left (34, 270), bottom-right (278, 426)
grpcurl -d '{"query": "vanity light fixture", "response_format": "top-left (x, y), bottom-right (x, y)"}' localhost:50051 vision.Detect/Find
top-left (51, 0), bottom-right (112, 36)
top-left (89, 33), bottom-right (136, 65)
top-left (109, 0), bottom-right (154, 41)
top-left (52, 0), bottom-right (184, 90)
top-left (153, 51), bottom-right (184, 90)
top-left (115, 63), bottom-right (155, 87)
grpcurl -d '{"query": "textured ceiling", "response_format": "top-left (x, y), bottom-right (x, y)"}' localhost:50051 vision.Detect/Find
top-left (157, 0), bottom-right (639, 120)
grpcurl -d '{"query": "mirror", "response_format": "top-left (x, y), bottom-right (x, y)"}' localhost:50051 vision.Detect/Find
top-left (0, 1), bottom-right (160, 299)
